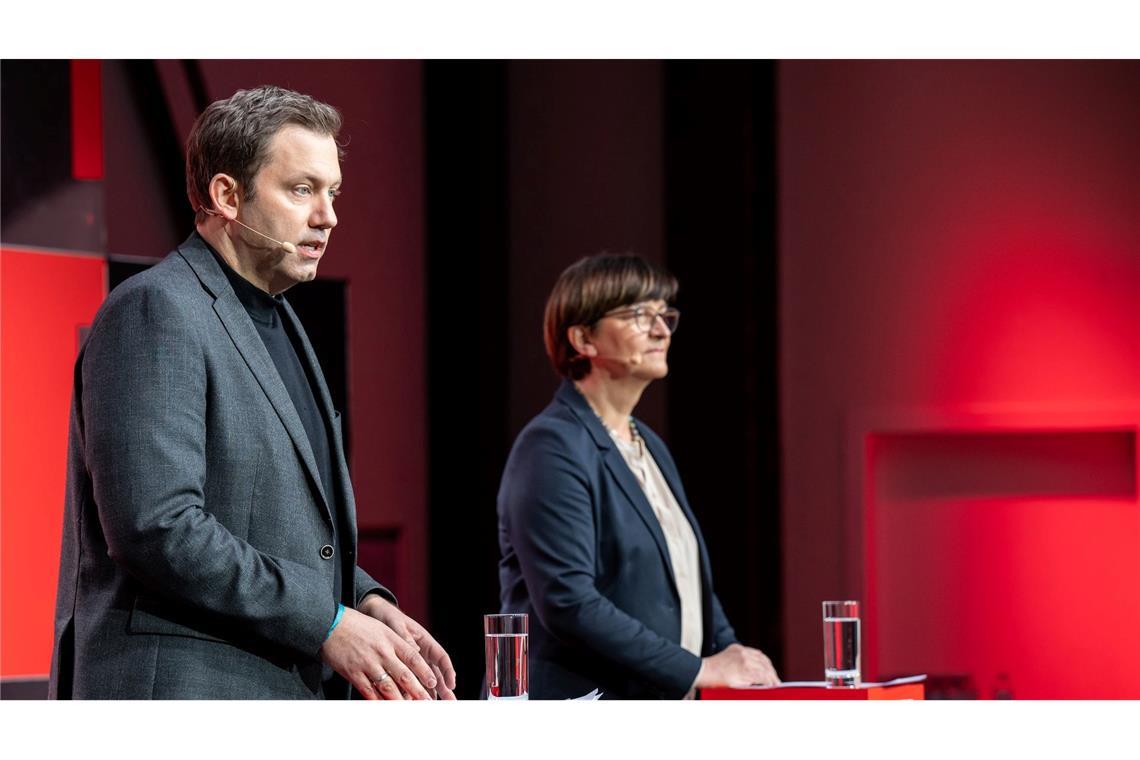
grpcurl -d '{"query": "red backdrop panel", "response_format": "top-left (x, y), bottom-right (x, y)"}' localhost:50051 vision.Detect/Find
top-left (1, 248), bottom-right (106, 678)
top-left (779, 61), bottom-right (1140, 688)
top-left (867, 427), bottom-right (1139, 699)
top-left (69, 60), bottom-right (103, 181)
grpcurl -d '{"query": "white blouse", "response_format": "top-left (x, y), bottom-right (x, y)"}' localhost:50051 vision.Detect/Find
top-left (610, 429), bottom-right (704, 660)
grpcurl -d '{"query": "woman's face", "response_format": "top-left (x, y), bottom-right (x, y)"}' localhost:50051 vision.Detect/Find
top-left (585, 299), bottom-right (675, 380)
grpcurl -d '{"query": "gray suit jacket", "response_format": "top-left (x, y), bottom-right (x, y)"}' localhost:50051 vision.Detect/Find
top-left (50, 233), bottom-right (390, 699)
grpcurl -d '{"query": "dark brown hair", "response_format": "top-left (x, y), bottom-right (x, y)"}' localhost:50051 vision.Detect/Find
top-left (544, 253), bottom-right (678, 380)
top-left (186, 85), bottom-right (344, 221)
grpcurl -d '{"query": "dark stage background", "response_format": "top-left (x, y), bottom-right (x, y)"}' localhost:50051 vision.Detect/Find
top-left (423, 61), bottom-right (783, 698)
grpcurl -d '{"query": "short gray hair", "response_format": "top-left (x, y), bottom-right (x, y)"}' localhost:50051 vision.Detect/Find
top-left (186, 85), bottom-right (344, 220)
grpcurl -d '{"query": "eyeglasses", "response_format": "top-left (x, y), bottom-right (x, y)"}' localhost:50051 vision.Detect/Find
top-left (600, 305), bottom-right (681, 334)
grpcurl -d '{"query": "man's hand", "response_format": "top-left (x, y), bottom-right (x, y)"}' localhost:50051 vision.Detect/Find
top-left (695, 643), bottom-right (780, 689)
top-left (358, 594), bottom-right (458, 700)
top-left (318, 606), bottom-right (439, 700)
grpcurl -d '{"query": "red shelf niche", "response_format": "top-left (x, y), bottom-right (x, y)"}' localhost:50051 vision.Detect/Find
top-left (862, 425), bottom-right (1139, 699)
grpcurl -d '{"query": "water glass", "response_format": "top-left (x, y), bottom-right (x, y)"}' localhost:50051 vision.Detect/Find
top-left (484, 613), bottom-right (528, 699)
top-left (822, 600), bottom-right (861, 687)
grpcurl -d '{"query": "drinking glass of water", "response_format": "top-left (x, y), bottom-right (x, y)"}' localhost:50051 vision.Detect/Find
top-left (484, 613), bottom-right (528, 699)
top-left (822, 600), bottom-right (861, 687)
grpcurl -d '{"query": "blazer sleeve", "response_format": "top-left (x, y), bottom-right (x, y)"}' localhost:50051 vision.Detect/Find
top-left (710, 592), bottom-right (738, 652)
top-left (502, 424), bottom-right (702, 697)
top-left (354, 566), bottom-right (395, 608)
top-left (82, 285), bottom-right (336, 658)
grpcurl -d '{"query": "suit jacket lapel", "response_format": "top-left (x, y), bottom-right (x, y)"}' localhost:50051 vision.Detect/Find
top-left (602, 448), bottom-right (678, 593)
top-left (640, 428), bottom-right (721, 648)
top-left (279, 298), bottom-right (356, 538)
top-left (640, 429), bottom-right (715, 583)
top-left (556, 382), bottom-right (677, 594)
top-left (177, 236), bottom-right (334, 526)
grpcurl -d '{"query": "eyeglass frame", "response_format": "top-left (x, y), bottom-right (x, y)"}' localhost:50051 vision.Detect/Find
top-left (594, 304), bottom-right (681, 334)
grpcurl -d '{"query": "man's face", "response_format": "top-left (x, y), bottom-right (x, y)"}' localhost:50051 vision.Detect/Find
top-left (234, 124), bottom-right (342, 294)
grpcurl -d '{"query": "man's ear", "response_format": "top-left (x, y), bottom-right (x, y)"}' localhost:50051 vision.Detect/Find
top-left (567, 325), bottom-right (598, 358)
top-left (206, 173), bottom-right (240, 220)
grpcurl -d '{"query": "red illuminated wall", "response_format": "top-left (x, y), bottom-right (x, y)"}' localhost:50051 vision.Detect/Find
top-left (69, 61), bottom-right (103, 181)
top-left (856, 411), bottom-right (1138, 699)
top-left (778, 61), bottom-right (1140, 696)
top-left (1, 248), bottom-right (107, 677)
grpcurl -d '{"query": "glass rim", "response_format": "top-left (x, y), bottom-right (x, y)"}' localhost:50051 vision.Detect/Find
top-left (484, 612), bottom-right (528, 635)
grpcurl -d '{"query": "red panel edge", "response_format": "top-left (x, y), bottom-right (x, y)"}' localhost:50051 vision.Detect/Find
top-left (700, 684), bottom-right (923, 700)
top-left (70, 60), bottom-right (103, 181)
top-left (863, 433), bottom-right (878, 682)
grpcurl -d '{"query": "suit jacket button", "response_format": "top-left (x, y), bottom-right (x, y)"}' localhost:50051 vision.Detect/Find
top-left (320, 545), bottom-right (334, 560)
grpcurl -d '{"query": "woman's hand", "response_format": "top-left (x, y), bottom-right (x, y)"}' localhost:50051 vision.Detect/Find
top-left (695, 643), bottom-right (780, 688)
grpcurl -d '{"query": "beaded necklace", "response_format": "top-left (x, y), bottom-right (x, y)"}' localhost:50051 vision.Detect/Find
top-left (573, 383), bottom-right (643, 452)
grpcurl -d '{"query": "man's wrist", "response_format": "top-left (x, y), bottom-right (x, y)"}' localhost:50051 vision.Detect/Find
top-left (358, 592), bottom-right (385, 612)
top-left (324, 603), bottom-right (345, 641)
top-left (355, 584), bottom-right (396, 609)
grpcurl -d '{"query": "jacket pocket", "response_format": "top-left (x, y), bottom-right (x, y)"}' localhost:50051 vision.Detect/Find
top-left (127, 596), bottom-right (229, 644)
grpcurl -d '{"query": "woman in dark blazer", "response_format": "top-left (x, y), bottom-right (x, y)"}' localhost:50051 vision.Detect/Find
top-left (496, 254), bottom-right (779, 699)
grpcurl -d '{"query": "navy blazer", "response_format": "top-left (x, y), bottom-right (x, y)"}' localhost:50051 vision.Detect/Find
top-left (497, 380), bottom-right (737, 699)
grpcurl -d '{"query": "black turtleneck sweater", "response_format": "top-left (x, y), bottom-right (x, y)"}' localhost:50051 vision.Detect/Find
top-left (206, 242), bottom-right (350, 611)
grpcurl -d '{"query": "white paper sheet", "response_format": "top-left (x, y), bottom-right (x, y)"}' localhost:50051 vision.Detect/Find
top-left (749, 674), bottom-right (927, 689)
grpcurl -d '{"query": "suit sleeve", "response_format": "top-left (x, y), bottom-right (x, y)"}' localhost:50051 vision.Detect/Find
top-left (502, 425), bottom-right (702, 697)
top-left (354, 566), bottom-right (395, 608)
top-left (83, 285), bottom-right (335, 658)
top-left (710, 592), bottom-right (738, 652)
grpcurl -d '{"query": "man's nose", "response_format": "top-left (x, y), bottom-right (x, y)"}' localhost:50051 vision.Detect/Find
top-left (312, 196), bottom-right (337, 229)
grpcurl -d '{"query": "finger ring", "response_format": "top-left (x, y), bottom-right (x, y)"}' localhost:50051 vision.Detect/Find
top-left (373, 672), bottom-right (392, 686)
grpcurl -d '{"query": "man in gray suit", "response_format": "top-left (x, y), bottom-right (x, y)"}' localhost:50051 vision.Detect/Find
top-left (50, 85), bottom-right (455, 700)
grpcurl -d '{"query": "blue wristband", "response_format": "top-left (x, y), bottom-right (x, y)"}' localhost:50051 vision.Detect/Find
top-left (325, 603), bottom-right (345, 641)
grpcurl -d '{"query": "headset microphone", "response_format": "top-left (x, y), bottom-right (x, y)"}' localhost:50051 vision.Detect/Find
top-left (229, 219), bottom-right (297, 254)
top-left (629, 352), bottom-right (643, 365)
top-left (201, 208), bottom-right (297, 254)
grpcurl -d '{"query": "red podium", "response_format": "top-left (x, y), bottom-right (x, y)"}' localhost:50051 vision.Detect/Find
top-left (701, 678), bottom-right (925, 701)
